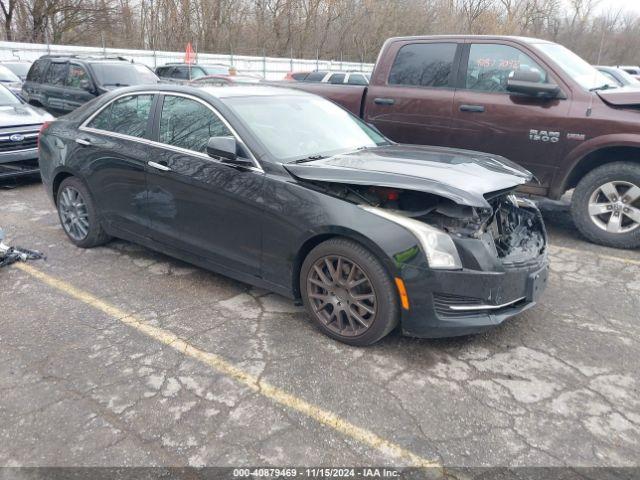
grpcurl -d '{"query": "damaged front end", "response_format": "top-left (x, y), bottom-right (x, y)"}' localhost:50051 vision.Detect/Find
top-left (302, 180), bottom-right (547, 270)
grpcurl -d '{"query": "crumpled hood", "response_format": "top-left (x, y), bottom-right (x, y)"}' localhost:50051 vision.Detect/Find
top-left (597, 87), bottom-right (640, 107)
top-left (284, 144), bottom-right (532, 208)
top-left (0, 104), bottom-right (53, 128)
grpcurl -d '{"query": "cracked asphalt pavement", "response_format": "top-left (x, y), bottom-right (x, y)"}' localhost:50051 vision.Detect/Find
top-left (1, 179), bottom-right (639, 470)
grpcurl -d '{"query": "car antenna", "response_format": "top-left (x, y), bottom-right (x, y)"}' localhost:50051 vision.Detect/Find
top-left (587, 29), bottom-right (607, 117)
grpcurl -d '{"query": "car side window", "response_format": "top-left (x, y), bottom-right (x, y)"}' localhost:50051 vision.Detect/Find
top-left (328, 73), bottom-right (345, 84)
top-left (305, 71), bottom-right (327, 82)
top-left (159, 95), bottom-right (232, 154)
top-left (45, 63), bottom-right (68, 86)
top-left (172, 67), bottom-right (189, 80)
top-left (388, 43), bottom-right (457, 88)
top-left (347, 74), bottom-right (367, 85)
top-left (66, 64), bottom-right (90, 88)
top-left (190, 67), bottom-right (206, 79)
top-left (27, 60), bottom-right (47, 82)
top-left (465, 44), bottom-right (548, 93)
top-left (87, 94), bottom-right (153, 138)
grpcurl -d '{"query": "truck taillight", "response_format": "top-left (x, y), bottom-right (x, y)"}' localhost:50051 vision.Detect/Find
top-left (37, 121), bottom-right (51, 149)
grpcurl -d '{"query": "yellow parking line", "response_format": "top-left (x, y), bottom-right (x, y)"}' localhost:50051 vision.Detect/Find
top-left (13, 262), bottom-right (441, 470)
top-left (549, 245), bottom-right (640, 266)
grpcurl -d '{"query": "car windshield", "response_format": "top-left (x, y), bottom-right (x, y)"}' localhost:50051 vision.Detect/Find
top-left (0, 85), bottom-right (21, 105)
top-left (203, 65), bottom-right (229, 75)
top-left (91, 63), bottom-right (159, 87)
top-left (2, 63), bottom-right (30, 78)
top-left (616, 68), bottom-right (640, 85)
top-left (224, 94), bottom-right (388, 162)
top-left (535, 43), bottom-right (616, 91)
top-left (0, 65), bottom-right (21, 83)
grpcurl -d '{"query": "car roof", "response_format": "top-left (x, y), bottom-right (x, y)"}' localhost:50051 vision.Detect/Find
top-left (386, 34), bottom-right (554, 44)
top-left (119, 84), bottom-right (308, 99)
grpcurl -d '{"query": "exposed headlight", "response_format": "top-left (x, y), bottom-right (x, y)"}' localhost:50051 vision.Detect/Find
top-left (360, 206), bottom-right (462, 270)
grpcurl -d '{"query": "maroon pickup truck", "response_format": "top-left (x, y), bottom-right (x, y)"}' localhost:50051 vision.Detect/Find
top-left (292, 35), bottom-right (640, 249)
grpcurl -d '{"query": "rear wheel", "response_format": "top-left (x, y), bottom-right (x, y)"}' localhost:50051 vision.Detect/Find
top-left (300, 238), bottom-right (399, 346)
top-left (56, 176), bottom-right (111, 248)
top-left (571, 162), bottom-right (640, 249)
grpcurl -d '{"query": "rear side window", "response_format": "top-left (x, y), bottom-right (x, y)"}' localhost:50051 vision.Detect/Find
top-left (305, 71), bottom-right (327, 82)
top-left (291, 72), bottom-right (309, 81)
top-left (45, 62), bottom-right (68, 86)
top-left (347, 74), bottom-right (368, 85)
top-left (27, 60), bottom-right (47, 82)
top-left (87, 94), bottom-right (153, 138)
top-left (465, 44), bottom-right (547, 93)
top-left (388, 43), bottom-right (457, 88)
top-left (159, 95), bottom-right (231, 153)
top-left (328, 73), bottom-right (345, 84)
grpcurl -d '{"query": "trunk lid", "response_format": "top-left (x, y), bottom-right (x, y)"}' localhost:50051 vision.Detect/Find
top-left (284, 144), bottom-right (532, 208)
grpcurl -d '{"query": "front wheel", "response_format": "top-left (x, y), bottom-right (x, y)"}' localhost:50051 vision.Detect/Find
top-left (300, 238), bottom-right (399, 346)
top-left (571, 162), bottom-right (640, 249)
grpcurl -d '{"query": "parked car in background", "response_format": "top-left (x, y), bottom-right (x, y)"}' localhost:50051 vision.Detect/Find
top-left (595, 66), bottom-right (640, 87)
top-left (617, 65), bottom-right (640, 80)
top-left (0, 61), bottom-right (32, 81)
top-left (38, 84), bottom-right (548, 345)
top-left (21, 55), bottom-right (159, 114)
top-left (289, 36), bottom-right (640, 249)
top-left (155, 63), bottom-right (230, 83)
top-left (289, 70), bottom-right (370, 85)
top-left (0, 84), bottom-right (53, 179)
top-left (189, 74), bottom-right (262, 86)
top-left (0, 64), bottom-right (23, 97)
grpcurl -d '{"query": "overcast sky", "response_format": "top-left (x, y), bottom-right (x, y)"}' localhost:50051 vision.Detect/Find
top-left (591, 0), bottom-right (640, 15)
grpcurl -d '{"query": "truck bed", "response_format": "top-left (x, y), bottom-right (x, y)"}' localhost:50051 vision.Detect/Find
top-left (268, 82), bottom-right (367, 117)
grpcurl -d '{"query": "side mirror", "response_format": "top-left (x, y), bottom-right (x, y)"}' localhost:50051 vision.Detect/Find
top-left (206, 136), bottom-right (254, 167)
top-left (507, 70), bottom-right (560, 99)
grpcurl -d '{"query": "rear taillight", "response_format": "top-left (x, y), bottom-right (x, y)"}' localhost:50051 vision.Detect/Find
top-left (37, 121), bottom-right (51, 149)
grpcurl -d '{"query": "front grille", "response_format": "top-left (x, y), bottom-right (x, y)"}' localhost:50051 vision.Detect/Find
top-left (433, 292), bottom-right (487, 318)
top-left (433, 292), bottom-right (527, 318)
top-left (0, 127), bottom-right (40, 153)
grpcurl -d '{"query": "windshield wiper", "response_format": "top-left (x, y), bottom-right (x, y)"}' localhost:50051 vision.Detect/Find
top-left (289, 154), bottom-right (328, 164)
top-left (102, 83), bottom-right (130, 87)
top-left (589, 83), bottom-right (617, 92)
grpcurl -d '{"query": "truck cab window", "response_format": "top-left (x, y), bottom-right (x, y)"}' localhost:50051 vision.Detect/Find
top-left (465, 44), bottom-right (547, 93)
top-left (388, 43), bottom-right (457, 88)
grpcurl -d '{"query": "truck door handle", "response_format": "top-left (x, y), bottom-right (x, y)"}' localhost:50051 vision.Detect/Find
top-left (459, 104), bottom-right (485, 113)
top-left (374, 97), bottom-right (395, 105)
top-left (75, 138), bottom-right (92, 146)
top-left (148, 161), bottom-right (171, 172)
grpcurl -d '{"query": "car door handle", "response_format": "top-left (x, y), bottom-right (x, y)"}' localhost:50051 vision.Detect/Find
top-left (148, 161), bottom-right (171, 172)
top-left (75, 138), bottom-right (92, 146)
top-left (374, 97), bottom-right (395, 105)
top-left (459, 104), bottom-right (485, 113)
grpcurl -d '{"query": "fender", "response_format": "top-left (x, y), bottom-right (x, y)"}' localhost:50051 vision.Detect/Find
top-left (552, 133), bottom-right (640, 198)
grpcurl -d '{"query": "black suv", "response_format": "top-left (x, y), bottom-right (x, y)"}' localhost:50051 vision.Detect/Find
top-left (21, 55), bottom-right (159, 114)
top-left (155, 63), bottom-right (230, 82)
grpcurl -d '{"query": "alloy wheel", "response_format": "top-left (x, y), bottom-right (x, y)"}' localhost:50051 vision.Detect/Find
top-left (58, 186), bottom-right (90, 241)
top-left (306, 255), bottom-right (377, 337)
top-left (588, 181), bottom-right (640, 234)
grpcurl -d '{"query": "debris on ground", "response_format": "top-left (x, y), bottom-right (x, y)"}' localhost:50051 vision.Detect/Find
top-left (0, 228), bottom-right (46, 268)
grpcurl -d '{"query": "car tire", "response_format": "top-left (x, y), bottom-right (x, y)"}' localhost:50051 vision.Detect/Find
top-left (56, 176), bottom-right (111, 248)
top-left (300, 238), bottom-right (399, 346)
top-left (571, 161), bottom-right (640, 249)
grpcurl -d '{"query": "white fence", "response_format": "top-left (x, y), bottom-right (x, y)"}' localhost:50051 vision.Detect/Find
top-left (0, 41), bottom-right (373, 80)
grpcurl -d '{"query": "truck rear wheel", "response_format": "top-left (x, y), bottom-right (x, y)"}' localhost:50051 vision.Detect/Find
top-left (571, 162), bottom-right (640, 249)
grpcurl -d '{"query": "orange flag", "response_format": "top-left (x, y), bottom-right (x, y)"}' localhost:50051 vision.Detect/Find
top-left (184, 42), bottom-right (195, 64)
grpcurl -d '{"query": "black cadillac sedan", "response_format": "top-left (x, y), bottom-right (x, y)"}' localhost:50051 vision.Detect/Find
top-left (38, 85), bottom-right (548, 345)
